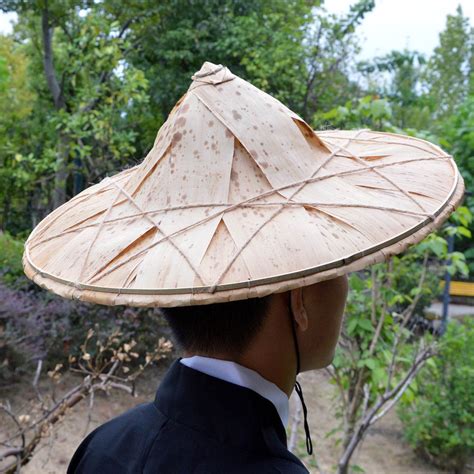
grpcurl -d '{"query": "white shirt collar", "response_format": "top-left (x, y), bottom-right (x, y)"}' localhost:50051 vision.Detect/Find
top-left (180, 355), bottom-right (289, 428)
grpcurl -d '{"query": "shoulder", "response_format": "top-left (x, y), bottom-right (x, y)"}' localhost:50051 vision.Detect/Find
top-left (67, 401), bottom-right (165, 474)
top-left (142, 418), bottom-right (309, 474)
top-left (248, 458), bottom-right (310, 474)
top-left (68, 398), bottom-right (310, 474)
top-left (83, 400), bottom-right (164, 446)
top-left (188, 456), bottom-right (310, 474)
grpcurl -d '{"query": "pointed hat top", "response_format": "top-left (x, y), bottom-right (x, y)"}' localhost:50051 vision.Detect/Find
top-left (190, 61), bottom-right (235, 84)
top-left (23, 61), bottom-right (465, 307)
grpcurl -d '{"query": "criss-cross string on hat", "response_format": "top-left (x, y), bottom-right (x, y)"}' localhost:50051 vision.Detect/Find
top-left (24, 128), bottom-right (454, 299)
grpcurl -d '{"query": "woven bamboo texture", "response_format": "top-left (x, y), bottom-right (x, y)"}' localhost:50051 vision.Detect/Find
top-left (23, 61), bottom-right (466, 307)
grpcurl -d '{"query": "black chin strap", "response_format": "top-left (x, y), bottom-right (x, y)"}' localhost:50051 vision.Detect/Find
top-left (288, 296), bottom-right (313, 456)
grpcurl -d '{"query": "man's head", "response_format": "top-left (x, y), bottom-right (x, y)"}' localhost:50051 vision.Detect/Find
top-left (162, 273), bottom-right (349, 380)
top-left (289, 274), bottom-right (349, 370)
top-left (161, 296), bottom-right (270, 358)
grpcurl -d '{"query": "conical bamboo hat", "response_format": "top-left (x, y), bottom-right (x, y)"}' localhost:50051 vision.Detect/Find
top-left (23, 61), bottom-right (465, 307)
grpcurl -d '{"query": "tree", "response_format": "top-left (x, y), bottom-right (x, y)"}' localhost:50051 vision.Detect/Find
top-left (0, 0), bottom-right (373, 235)
top-left (328, 216), bottom-right (470, 474)
top-left (398, 319), bottom-right (474, 473)
top-left (443, 95), bottom-right (474, 274)
top-left (424, 5), bottom-right (473, 123)
top-left (0, 0), bottom-right (149, 222)
top-left (124, 0), bottom-right (374, 134)
top-left (124, 0), bottom-right (319, 137)
top-left (357, 50), bottom-right (431, 130)
top-left (0, 35), bottom-right (37, 232)
top-left (301, 0), bottom-right (375, 121)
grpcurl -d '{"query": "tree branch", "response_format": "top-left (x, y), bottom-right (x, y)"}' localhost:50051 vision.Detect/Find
top-left (337, 346), bottom-right (434, 473)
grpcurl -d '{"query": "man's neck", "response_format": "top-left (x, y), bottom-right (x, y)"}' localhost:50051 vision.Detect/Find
top-left (183, 295), bottom-right (299, 397)
top-left (184, 349), bottom-right (296, 397)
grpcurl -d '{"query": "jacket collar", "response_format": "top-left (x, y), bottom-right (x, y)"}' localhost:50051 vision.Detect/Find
top-left (179, 355), bottom-right (289, 427)
top-left (154, 358), bottom-right (305, 467)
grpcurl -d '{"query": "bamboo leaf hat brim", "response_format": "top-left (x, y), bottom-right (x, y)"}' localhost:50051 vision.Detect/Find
top-left (23, 61), bottom-right (465, 307)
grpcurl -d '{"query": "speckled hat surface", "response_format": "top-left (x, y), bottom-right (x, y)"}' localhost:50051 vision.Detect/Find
top-left (23, 61), bottom-right (465, 307)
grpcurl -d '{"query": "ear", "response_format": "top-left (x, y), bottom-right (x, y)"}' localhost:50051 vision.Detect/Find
top-left (290, 288), bottom-right (309, 331)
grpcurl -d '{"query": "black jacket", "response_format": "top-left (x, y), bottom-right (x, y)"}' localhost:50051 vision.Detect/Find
top-left (68, 359), bottom-right (309, 473)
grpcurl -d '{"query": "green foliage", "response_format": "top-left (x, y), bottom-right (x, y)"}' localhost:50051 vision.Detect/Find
top-left (312, 70), bottom-right (474, 277)
top-left (0, 278), bottom-right (172, 382)
top-left (55, 13), bottom-right (150, 177)
top-left (357, 50), bottom-right (431, 130)
top-left (417, 212), bottom-right (472, 279)
top-left (297, 0), bottom-right (374, 118)
top-left (125, 0), bottom-right (374, 134)
top-left (328, 213), bottom-right (470, 470)
top-left (0, 231), bottom-right (25, 287)
top-left (443, 96), bottom-right (474, 275)
top-left (424, 5), bottom-right (474, 123)
top-left (0, 0), bottom-right (376, 236)
top-left (0, 234), bottom-right (172, 382)
top-left (398, 320), bottom-right (474, 472)
top-left (314, 95), bottom-right (393, 131)
top-left (0, 2), bottom-right (149, 233)
top-left (216, 6), bottom-right (310, 108)
top-left (332, 261), bottom-right (415, 401)
top-left (126, 0), bottom-right (317, 131)
top-left (0, 35), bottom-right (39, 233)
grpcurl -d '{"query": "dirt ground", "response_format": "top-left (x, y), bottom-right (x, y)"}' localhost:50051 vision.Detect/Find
top-left (0, 361), bottom-right (461, 474)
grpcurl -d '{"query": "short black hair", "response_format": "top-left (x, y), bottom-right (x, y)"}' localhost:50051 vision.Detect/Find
top-left (161, 296), bottom-right (270, 356)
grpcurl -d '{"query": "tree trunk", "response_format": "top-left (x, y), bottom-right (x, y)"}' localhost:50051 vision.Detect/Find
top-left (73, 156), bottom-right (84, 196)
top-left (1, 187), bottom-right (11, 231)
top-left (53, 132), bottom-right (70, 209)
top-left (41, 3), bottom-right (69, 209)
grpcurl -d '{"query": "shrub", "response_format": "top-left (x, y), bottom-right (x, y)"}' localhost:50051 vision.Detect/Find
top-left (0, 231), bottom-right (26, 288)
top-left (397, 319), bottom-right (474, 473)
top-left (0, 280), bottom-right (171, 384)
top-left (0, 232), bottom-right (172, 384)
